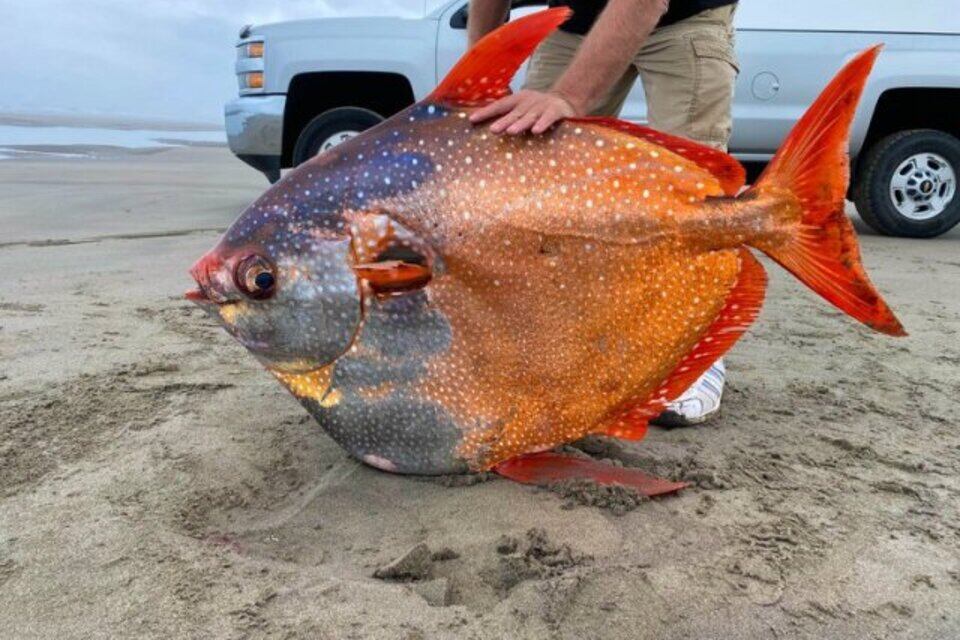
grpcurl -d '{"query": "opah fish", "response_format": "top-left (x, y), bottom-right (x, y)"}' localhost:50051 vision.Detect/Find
top-left (188, 9), bottom-right (903, 495)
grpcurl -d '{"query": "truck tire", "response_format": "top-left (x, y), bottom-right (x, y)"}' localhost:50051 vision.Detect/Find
top-left (292, 107), bottom-right (384, 167)
top-left (853, 129), bottom-right (960, 238)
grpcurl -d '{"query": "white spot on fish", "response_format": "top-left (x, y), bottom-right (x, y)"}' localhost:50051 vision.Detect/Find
top-left (362, 454), bottom-right (398, 472)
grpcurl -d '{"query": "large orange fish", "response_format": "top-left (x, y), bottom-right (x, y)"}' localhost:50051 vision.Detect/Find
top-left (187, 9), bottom-right (904, 494)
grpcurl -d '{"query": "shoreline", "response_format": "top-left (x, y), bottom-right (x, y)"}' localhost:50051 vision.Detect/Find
top-left (0, 110), bottom-right (224, 132)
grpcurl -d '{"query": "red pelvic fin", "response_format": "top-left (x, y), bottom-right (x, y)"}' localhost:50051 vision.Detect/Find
top-left (571, 116), bottom-right (747, 196)
top-left (599, 248), bottom-right (767, 436)
top-left (428, 8), bottom-right (571, 107)
top-left (494, 452), bottom-right (688, 497)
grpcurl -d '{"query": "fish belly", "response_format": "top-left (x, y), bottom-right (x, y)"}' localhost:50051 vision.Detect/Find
top-left (302, 290), bottom-right (471, 475)
top-left (424, 240), bottom-right (742, 470)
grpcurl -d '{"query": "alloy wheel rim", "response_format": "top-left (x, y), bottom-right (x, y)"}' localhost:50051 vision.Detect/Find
top-left (889, 152), bottom-right (957, 221)
top-left (318, 130), bottom-right (359, 154)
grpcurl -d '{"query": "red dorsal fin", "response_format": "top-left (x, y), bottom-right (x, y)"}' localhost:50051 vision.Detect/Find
top-left (600, 248), bottom-right (767, 439)
top-left (429, 7), bottom-right (571, 107)
top-left (570, 116), bottom-right (747, 196)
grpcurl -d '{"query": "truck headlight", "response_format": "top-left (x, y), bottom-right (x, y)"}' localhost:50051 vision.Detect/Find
top-left (239, 41), bottom-right (264, 59)
top-left (239, 71), bottom-right (264, 90)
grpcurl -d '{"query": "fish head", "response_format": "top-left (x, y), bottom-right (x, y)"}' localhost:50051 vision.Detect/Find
top-left (186, 155), bottom-right (365, 374)
top-left (186, 124), bottom-right (439, 374)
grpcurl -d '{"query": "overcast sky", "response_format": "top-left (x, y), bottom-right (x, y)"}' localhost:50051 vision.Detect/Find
top-left (2, 1), bottom-right (447, 125)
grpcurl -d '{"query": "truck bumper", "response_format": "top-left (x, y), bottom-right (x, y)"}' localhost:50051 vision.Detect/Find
top-left (224, 95), bottom-right (286, 182)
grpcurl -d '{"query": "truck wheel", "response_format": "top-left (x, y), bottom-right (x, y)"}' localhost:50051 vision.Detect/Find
top-left (854, 129), bottom-right (960, 238)
top-left (292, 107), bottom-right (383, 166)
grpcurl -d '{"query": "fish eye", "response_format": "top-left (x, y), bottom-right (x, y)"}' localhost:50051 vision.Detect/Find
top-left (235, 254), bottom-right (276, 300)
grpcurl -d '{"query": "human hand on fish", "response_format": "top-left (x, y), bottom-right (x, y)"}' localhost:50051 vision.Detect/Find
top-left (469, 89), bottom-right (578, 135)
top-left (467, 0), bottom-right (670, 135)
top-left (187, 9), bottom-right (903, 495)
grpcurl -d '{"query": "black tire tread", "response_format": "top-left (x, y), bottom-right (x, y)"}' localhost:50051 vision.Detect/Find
top-left (292, 107), bottom-right (383, 167)
top-left (853, 129), bottom-right (960, 238)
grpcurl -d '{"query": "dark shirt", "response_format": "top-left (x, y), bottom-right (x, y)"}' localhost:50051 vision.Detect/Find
top-left (547, 0), bottom-right (738, 35)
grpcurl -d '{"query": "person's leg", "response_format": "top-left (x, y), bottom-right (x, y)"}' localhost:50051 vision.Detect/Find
top-left (634, 5), bottom-right (738, 150)
top-left (523, 29), bottom-right (639, 118)
top-left (634, 6), bottom-right (739, 426)
top-left (523, 30), bottom-right (581, 92)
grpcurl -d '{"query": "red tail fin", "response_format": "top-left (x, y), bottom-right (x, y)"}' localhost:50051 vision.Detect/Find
top-left (749, 46), bottom-right (905, 336)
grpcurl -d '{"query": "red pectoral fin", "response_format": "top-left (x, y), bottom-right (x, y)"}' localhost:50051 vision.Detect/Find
top-left (428, 8), bottom-right (571, 107)
top-left (353, 260), bottom-right (431, 293)
top-left (495, 452), bottom-right (688, 497)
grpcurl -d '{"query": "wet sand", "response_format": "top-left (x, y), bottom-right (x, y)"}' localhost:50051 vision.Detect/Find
top-left (1, 146), bottom-right (958, 639)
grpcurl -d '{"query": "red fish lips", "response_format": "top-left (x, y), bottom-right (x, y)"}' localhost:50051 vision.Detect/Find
top-left (186, 251), bottom-right (230, 305)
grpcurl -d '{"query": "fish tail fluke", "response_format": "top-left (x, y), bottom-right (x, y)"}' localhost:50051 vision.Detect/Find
top-left (748, 45), bottom-right (906, 337)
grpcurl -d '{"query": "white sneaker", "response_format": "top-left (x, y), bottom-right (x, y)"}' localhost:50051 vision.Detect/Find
top-left (652, 359), bottom-right (725, 427)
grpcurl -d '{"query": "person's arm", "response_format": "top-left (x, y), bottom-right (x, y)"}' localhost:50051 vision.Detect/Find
top-left (468, 0), bottom-right (512, 48)
top-left (470, 0), bottom-right (669, 134)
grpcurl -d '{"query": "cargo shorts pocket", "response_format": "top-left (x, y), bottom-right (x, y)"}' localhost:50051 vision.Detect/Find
top-left (691, 38), bottom-right (739, 74)
top-left (688, 37), bottom-right (738, 149)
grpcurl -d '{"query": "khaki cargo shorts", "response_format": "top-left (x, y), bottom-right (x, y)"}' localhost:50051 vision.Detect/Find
top-left (523, 5), bottom-right (738, 150)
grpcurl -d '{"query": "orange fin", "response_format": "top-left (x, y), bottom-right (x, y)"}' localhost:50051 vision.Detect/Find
top-left (601, 248), bottom-right (767, 435)
top-left (570, 116), bottom-right (746, 196)
top-left (353, 260), bottom-right (431, 293)
top-left (603, 417), bottom-right (648, 441)
top-left (428, 8), bottom-right (571, 107)
top-left (649, 249), bottom-right (767, 409)
top-left (494, 452), bottom-right (688, 497)
top-left (747, 46), bottom-right (905, 336)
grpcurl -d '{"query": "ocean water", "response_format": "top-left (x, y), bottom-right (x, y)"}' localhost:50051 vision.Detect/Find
top-left (0, 124), bottom-right (225, 159)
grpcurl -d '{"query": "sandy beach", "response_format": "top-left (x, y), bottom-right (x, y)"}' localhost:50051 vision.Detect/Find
top-left (1, 145), bottom-right (958, 639)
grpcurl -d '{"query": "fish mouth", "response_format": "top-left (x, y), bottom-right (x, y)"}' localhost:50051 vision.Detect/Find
top-left (187, 251), bottom-right (229, 305)
top-left (185, 287), bottom-right (209, 302)
top-left (185, 283), bottom-right (224, 308)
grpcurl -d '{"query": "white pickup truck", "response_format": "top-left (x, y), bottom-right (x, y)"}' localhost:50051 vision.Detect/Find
top-left (224, 0), bottom-right (960, 238)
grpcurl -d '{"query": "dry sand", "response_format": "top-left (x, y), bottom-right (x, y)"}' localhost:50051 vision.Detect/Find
top-left (1, 146), bottom-right (958, 639)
